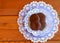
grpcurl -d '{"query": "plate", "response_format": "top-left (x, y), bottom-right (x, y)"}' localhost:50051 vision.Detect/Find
top-left (17, 1), bottom-right (59, 43)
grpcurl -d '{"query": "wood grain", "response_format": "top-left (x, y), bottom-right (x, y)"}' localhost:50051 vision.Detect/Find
top-left (0, 41), bottom-right (60, 43)
top-left (0, 16), bottom-right (60, 42)
top-left (0, 0), bottom-right (60, 16)
top-left (0, 16), bottom-right (18, 30)
top-left (0, 0), bottom-right (60, 43)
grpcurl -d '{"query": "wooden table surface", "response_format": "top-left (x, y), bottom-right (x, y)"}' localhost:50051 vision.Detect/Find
top-left (0, 0), bottom-right (60, 43)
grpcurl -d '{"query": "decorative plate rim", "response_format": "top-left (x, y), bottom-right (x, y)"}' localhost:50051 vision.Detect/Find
top-left (17, 1), bottom-right (59, 43)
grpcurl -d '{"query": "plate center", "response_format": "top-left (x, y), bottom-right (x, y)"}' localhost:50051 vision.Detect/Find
top-left (28, 13), bottom-right (46, 31)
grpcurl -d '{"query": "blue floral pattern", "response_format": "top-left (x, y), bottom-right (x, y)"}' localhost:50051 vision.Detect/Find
top-left (17, 1), bottom-right (59, 43)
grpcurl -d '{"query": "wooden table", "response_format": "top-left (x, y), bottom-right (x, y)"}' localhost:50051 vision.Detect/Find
top-left (0, 0), bottom-right (60, 43)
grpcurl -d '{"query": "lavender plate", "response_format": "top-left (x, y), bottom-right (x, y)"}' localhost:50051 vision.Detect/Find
top-left (17, 1), bottom-right (59, 43)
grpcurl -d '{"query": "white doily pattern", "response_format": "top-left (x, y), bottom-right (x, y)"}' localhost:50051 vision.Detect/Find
top-left (17, 1), bottom-right (59, 43)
